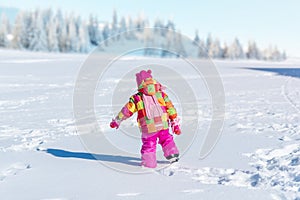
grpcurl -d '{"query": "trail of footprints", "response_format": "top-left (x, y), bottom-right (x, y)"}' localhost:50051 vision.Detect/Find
top-left (158, 143), bottom-right (300, 199)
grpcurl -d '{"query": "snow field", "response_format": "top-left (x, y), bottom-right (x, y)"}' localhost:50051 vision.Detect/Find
top-left (0, 51), bottom-right (299, 199)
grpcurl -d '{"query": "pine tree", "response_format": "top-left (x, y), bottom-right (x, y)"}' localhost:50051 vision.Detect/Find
top-left (228, 38), bottom-right (245, 59)
top-left (41, 8), bottom-right (53, 27)
top-left (88, 15), bottom-right (102, 46)
top-left (11, 12), bottom-right (24, 49)
top-left (55, 9), bottom-right (67, 52)
top-left (102, 23), bottom-right (110, 46)
top-left (29, 10), bottom-right (48, 51)
top-left (78, 20), bottom-right (90, 53)
top-left (174, 31), bottom-right (186, 57)
top-left (198, 40), bottom-right (207, 58)
top-left (206, 33), bottom-right (213, 52)
top-left (0, 13), bottom-right (9, 47)
top-left (193, 30), bottom-right (200, 45)
top-left (162, 29), bottom-right (175, 57)
top-left (135, 13), bottom-right (145, 31)
top-left (154, 18), bottom-right (163, 33)
top-left (58, 22), bottom-right (67, 52)
top-left (66, 15), bottom-right (79, 52)
top-left (166, 19), bottom-right (175, 30)
top-left (126, 16), bottom-right (136, 39)
top-left (112, 9), bottom-right (118, 39)
top-left (222, 43), bottom-right (229, 59)
top-left (47, 17), bottom-right (59, 52)
top-left (20, 11), bottom-right (34, 49)
top-left (246, 41), bottom-right (261, 60)
top-left (208, 38), bottom-right (222, 58)
top-left (143, 28), bottom-right (153, 56)
top-left (119, 16), bottom-right (127, 37)
top-left (270, 46), bottom-right (281, 61)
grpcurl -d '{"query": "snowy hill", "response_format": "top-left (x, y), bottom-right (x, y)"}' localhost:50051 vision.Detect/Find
top-left (0, 50), bottom-right (299, 199)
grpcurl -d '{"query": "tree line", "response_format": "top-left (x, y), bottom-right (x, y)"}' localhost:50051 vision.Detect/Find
top-left (0, 8), bottom-right (286, 61)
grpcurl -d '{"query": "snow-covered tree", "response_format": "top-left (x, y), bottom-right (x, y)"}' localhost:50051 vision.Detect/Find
top-left (206, 33), bottom-right (213, 51)
top-left (166, 19), bottom-right (175, 30)
top-left (193, 30), bottom-right (200, 45)
top-left (143, 28), bottom-right (154, 56)
top-left (29, 10), bottom-right (48, 51)
top-left (88, 15), bottom-right (102, 46)
top-left (58, 23), bottom-right (68, 52)
top-left (11, 12), bottom-right (24, 49)
top-left (19, 11), bottom-right (35, 49)
top-left (174, 31), bottom-right (186, 57)
top-left (55, 9), bottom-right (67, 52)
top-left (198, 40), bottom-right (207, 58)
top-left (228, 38), bottom-right (245, 59)
top-left (65, 15), bottom-right (79, 52)
top-left (246, 41), bottom-right (261, 60)
top-left (41, 8), bottom-right (53, 27)
top-left (135, 13), bottom-right (146, 31)
top-left (208, 38), bottom-right (222, 58)
top-left (119, 16), bottom-right (127, 38)
top-left (102, 23), bottom-right (110, 46)
top-left (154, 19), bottom-right (163, 32)
top-left (161, 29), bottom-right (175, 57)
top-left (78, 21), bottom-right (90, 52)
top-left (47, 17), bottom-right (59, 52)
top-left (266, 45), bottom-right (283, 61)
top-left (153, 18), bottom-right (167, 37)
top-left (221, 43), bottom-right (229, 59)
top-left (125, 16), bottom-right (136, 39)
top-left (0, 13), bottom-right (9, 47)
top-left (111, 9), bottom-right (118, 39)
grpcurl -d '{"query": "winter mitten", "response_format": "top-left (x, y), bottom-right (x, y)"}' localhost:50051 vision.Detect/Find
top-left (171, 118), bottom-right (181, 135)
top-left (110, 118), bottom-right (121, 129)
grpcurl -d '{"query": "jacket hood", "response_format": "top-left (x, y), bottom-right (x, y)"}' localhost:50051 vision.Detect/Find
top-left (138, 78), bottom-right (162, 96)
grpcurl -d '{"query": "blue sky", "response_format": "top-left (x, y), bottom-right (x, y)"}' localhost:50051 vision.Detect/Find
top-left (1, 0), bottom-right (300, 56)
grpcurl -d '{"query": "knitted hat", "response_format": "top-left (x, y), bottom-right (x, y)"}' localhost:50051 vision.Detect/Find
top-left (136, 69), bottom-right (152, 87)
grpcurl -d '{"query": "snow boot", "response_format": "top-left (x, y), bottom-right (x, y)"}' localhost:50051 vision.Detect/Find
top-left (166, 154), bottom-right (179, 163)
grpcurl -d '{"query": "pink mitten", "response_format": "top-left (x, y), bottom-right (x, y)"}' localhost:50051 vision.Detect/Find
top-left (171, 118), bottom-right (181, 135)
top-left (110, 118), bottom-right (120, 129)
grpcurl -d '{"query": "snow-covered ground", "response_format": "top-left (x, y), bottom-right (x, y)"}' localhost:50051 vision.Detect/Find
top-left (0, 49), bottom-right (299, 200)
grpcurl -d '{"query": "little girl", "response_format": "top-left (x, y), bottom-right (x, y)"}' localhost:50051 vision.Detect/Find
top-left (110, 69), bottom-right (181, 168)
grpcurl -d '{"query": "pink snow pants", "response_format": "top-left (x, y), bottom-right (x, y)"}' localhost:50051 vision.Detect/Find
top-left (141, 129), bottom-right (179, 168)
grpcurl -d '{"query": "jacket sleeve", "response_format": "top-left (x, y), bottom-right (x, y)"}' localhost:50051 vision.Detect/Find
top-left (162, 92), bottom-right (177, 120)
top-left (116, 95), bottom-right (137, 121)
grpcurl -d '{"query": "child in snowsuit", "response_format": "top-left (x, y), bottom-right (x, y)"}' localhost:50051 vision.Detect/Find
top-left (110, 70), bottom-right (181, 168)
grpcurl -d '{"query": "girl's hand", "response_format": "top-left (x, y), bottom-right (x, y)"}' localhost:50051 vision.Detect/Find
top-left (110, 118), bottom-right (120, 129)
top-left (171, 118), bottom-right (181, 135)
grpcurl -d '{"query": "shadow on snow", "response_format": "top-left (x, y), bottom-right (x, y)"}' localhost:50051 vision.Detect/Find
top-left (39, 148), bottom-right (168, 166)
top-left (246, 68), bottom-right (300, 79)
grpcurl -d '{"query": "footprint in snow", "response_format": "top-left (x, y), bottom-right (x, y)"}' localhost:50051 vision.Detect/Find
top-left (156, 163), bottom-right (180, 176)
top-left (0, 162), bottom-right (31, 182)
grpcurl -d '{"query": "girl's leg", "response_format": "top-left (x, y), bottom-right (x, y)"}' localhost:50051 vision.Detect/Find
top-left (158, 129), bottom-right (179, 159)
top-left (141, 133), bottom-right (158, 168)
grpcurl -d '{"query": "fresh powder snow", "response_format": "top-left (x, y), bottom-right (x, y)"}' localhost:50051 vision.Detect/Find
top-left (0, 49), bottom-right (299, 199)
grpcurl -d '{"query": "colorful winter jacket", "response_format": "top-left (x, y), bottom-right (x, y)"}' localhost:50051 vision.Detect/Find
top-left (116, 78), bottom-right (177, 134)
